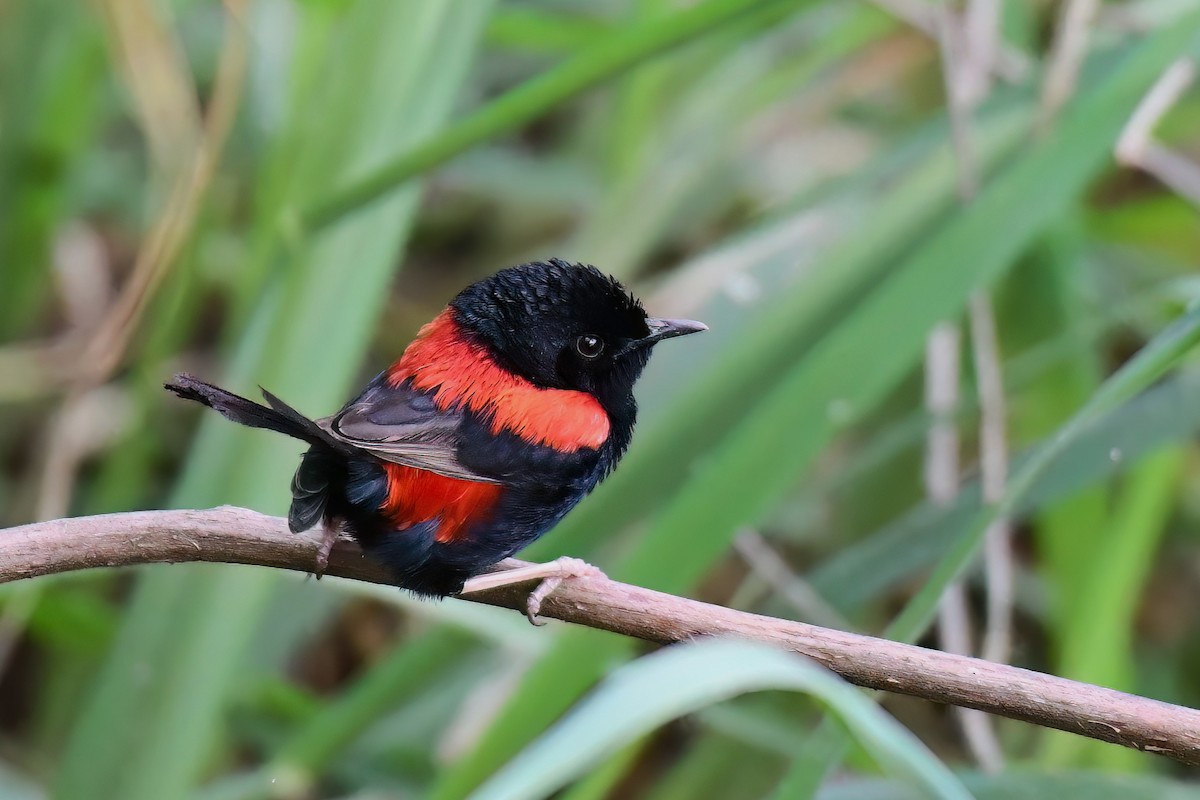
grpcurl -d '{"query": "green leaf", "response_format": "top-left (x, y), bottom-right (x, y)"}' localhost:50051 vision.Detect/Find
top-left (436, 27), bottom-right (1199, 795)
top-left (0, 0), bottom-right (106, 338)
top-left (817, 772), bottom-right (1200, 800)
top-left (301, 0), bottom-right (790, 229)
top-left (530, 90), bottom-right (1033, 561)
top-left (1042, 447), bottom-right (1184, 769)
top-left (274, 628), bottom-right (477, 780)
top-left (811, 369), bottom-right (1200, 613)
top-left (631, 21), bottom-right (1200, 604)
top-left (471, 640), bottom-right (971, 800)
top-left (53, 4), bottom-right (495, 799)
top-left (887, 304), bottom-right (1200, 641)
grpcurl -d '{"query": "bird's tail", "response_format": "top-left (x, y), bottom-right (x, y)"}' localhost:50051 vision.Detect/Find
top-left (165, 373), bottom-right (345, 532)
top-left (165, 373), bottom-right (336, 448)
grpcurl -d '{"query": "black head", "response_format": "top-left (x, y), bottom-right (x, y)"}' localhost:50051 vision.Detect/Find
top-left (450, 259), bottom-right (705, 413)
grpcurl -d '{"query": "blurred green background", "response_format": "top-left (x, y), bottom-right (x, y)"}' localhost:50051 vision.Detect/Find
top-left (2, 0), bottom-right (1200, 798)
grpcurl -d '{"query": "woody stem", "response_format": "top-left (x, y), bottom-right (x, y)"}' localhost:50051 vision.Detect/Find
top-left (1, 506), bottom-right (1198, 766)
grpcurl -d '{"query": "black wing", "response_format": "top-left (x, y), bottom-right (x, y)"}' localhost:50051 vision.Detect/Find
top-left (322, 379), bottom-right (500, 484)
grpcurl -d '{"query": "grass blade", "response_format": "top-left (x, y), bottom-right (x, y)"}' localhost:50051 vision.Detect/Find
top-left (626, 20), bottom-right (1200, 600)
top-left (887, 304), bottom-right (1200, 641)
top-left (528, 95), bottom-right (1033, 561)
top-left (1041, 447), bottom-right (1184, 769)
top-left (818, 772), bottom-right (1200, 800)
top-left (301, 0), bottom-right (786, 229)
top-left (54, 4), bottom-right (494, 798)
top-left (440, 23), bottom-right (1200, 796)
top-left (811, 369), bottom-right (1200, 614)
top-left (471, 640), bottom-right (971, 800)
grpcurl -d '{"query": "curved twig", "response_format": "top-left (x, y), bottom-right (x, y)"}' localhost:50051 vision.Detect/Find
top-left (2, 507), bottom-right (1198, 766)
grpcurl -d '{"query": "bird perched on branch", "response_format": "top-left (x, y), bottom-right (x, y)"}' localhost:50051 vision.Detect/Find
top-left (166, 259), bottom-right (705, 621)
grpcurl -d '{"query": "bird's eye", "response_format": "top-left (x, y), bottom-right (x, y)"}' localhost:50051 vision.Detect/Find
top-left (575, 334), bottom-right (604, 359)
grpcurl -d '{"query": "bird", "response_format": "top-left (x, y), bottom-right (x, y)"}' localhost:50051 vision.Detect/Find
top-left (165, 259), bottom-right (706, 621)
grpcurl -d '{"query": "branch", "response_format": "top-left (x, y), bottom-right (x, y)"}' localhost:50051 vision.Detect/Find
top-left (3, 507), bottom-right (1198, 766)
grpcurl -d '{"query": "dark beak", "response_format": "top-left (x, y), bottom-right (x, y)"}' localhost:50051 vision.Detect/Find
top-left (644, 317), bottom-right (708, 343)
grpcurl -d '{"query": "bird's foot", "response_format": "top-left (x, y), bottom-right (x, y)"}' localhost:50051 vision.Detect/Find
top-left (312, 524), bottom-right (338, 579)
top-left (458, 557), bottom-right (604, 625)
top-left (524, 557), bottom-right (602, 625)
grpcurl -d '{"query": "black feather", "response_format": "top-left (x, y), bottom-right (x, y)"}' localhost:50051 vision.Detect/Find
top-left (165, 374), bottom-right (322, 445)
top-left (164, 260), bottom-right (704, 597)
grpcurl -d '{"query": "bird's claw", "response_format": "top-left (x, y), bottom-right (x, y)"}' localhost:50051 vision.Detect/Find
top-left (457, 556), bottom-right (604, 625)
top-left (312, 524), bottom-right (337, 579)
top-left (525, 577), bottom-right (560, 625)
top-left (524, 557), bottom-right (602, 626)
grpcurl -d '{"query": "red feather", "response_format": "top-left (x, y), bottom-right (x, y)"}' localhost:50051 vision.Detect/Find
top-left (386, 311), bottom-right (611, 452)
top-left (381, 462), bottom-right (502, 543)
top-left (379, 310), bottom-right (611, 542)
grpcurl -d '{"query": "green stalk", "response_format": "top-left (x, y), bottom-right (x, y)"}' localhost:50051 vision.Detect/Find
top-left (778, 305), bottom-right (1200, 797)
top-left (54, 4), bottom-right (495, 799)
top-left (300, 0), bottom-right (785, 230)
top-left (448, 20), bottom-right (1200, 799)
top-left (1042, 447), bottom-right (1184, 770)
top-left (274, 629), bottom-right (474, 780)
top-left (886, 304), bottom-right (1200, 641)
